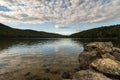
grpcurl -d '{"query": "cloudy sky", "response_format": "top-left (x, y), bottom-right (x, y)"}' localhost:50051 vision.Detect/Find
top-left (0, 0), bottom-right (120, 35)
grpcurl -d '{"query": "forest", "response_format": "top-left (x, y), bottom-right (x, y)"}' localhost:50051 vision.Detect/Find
top-left (0, 23), bottom-right (64, 38)
top-left (70, 25), bottom-right (120, 38)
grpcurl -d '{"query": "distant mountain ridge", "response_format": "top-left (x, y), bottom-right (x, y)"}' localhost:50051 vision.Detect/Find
top-left (0, 23), bottom-right (120, 38)
top-left (0, 23), bottom-right (64, 38)
top-left (70, 25), bottom-right (120, 38)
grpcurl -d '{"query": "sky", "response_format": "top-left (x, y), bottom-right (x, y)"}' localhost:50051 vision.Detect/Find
top-left (0, 0), bottom-right (120, 35)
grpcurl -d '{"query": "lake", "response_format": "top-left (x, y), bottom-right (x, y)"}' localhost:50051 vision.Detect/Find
top-left (0, 38), bottom-right (119, 80)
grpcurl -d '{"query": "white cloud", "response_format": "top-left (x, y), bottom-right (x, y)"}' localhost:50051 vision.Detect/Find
top-left (55, 24), bottom-right (68, 29)
top-left (0, 0), bottom-right (120, 24)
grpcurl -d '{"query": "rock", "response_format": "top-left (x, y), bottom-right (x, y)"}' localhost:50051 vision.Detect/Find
top-left (91, 58), bottom-right (120, 78)
top-left (26, 75), bottom-right (41, 80)
top-left (111, 47), bottom-right (120, 61)
top-left (113, 47), bottom-right (120, 53)
top-left (77, 42), bottom-right (120, 80)
top-left (73, 70), bottom-right (111, 80)
top-left (111, 52), bottom-right (120, 61)
top-left (102, 53), bottom-right (115, 60)
top-left (61, 72), bottom-right (71, 79)
top-left (50, 70), bottom-right (60, 74)
top-left (79, 51), bottom-right (101, 70)
top-left (44, 68), bottom-right (50, 73)
top-left (78, 42), bottom-right (117, 70)
top-left (73, 67), bottom-right (80, 73)
top-left (84, 42), bottom-right (113, 53)
top-left (24, 72), bottom-right (31, 76)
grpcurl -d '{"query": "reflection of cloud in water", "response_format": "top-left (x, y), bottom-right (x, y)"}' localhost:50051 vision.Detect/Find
top-left (0, 39), bottom-right (84, 55)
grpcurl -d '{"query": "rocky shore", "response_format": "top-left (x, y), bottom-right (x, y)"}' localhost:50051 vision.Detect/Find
top-left (68, 42), bottom-right (120, 80)
top-left (72, 42), bottom-right (120, 80)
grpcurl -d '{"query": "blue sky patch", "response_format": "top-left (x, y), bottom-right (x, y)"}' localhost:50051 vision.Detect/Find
top-left (0, 6), bottom-right (11, 11)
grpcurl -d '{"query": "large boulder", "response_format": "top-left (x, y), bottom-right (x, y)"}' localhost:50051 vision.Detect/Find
top-left (77, 42), bottom-right (120, 80)
top-left (84, 42), bottom-right (113, 53)
top-left (72, 70), bottom-right (111, 80)
top-left (91, 58), bottom-right (120, 78)
top-left (79, 42), bottom-right (114, 70)
top-left (79, 51), bottom-right (101, 70)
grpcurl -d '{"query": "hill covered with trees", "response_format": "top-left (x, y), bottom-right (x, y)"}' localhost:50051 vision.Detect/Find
top-left (70, 25), bottom-right (120, 38)
top-left (0, 23), bottom-right (120, 38)
top-left (0, 23), bottom-right (64, 38)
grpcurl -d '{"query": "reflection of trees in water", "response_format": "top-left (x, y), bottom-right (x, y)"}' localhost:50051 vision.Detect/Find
top-left (73, 38), bottom-right (120, 48)
top-left (0, 39), bottom-right (57, 51)
top-left (0, 38), bottom-right (119, 51)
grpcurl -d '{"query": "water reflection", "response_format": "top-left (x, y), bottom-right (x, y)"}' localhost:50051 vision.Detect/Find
top-left (0, 38), bottom-right (120, 54)
top-left (0, 38), bottom-right (84, 54)
top-left (76, 38), bottom-right (120, 47)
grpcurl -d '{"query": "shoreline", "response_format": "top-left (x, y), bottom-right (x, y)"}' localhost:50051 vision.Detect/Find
top-left (71, 42), bottom-right (120, 80)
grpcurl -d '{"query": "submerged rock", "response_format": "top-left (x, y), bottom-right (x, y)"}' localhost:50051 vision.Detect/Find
top-left (61, 72), bottom-right (71, 79)
top-left (24, 72), bottom-right (31, 76)
top-left (73, 70), bottom-right (111, 80)
top-left (91, 58), bottom-right (120, 77)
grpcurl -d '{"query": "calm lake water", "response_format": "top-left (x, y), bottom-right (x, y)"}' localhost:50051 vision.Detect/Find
top-left (0, 38), bottom-right (119, 54)
top-left (0, 38), bottom-right (84, 55)
top-left (0, 38), bottom-right (119, 80)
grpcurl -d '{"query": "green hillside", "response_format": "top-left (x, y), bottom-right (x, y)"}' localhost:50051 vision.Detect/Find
top-left (70, 25), bottom-right (120, 38)
top-left (0, 23), bottom-right (120, 38)
top-left (0, 23), bottom-right (64, 38)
